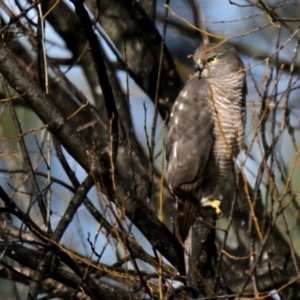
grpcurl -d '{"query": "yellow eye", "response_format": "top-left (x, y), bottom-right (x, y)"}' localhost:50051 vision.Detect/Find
top-left (207, 56), bottom-right (218, 63)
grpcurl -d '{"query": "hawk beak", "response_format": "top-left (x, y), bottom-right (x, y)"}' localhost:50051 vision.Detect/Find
top-left (195, 62), bottom-right (204, 75)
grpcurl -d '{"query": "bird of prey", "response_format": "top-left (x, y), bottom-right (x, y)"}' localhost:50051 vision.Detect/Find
top-left (166, 43), bottom-right (247, 242)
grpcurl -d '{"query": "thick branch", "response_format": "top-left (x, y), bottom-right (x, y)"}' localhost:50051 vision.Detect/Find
top-left (0, 43), bottom-right (185, 275)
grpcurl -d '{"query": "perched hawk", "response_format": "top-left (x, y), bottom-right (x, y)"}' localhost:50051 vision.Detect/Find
top-left (166, 43), bottom-right (247, 242)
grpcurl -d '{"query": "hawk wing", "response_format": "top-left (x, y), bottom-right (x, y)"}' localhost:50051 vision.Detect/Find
top-left (166, 76), bottom-right (215, 191)
top-left (166, 76), bottom-right (215, 241)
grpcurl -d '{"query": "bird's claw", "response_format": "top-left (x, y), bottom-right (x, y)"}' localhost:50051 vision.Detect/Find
top-left (202, 199), bottom-right (221, 215)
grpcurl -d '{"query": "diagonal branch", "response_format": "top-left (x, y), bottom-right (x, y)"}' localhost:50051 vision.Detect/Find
top-left (0, 43), bottom-right (185, 276)
top-left (71, 0), bottom-right (119, 162)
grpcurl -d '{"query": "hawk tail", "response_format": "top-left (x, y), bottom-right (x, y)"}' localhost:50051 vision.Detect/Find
top-left (176, 198), bottom-right (198, 243)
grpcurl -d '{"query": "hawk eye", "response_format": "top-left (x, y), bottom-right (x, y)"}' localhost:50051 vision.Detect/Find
top-left (208, 56), bottom-right (218, 63)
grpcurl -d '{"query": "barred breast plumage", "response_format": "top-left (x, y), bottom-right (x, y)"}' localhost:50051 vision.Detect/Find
top-left (209, 72), bottom-right (246, 177)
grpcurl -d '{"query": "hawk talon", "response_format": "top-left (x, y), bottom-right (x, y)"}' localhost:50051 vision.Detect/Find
top-left (202, 199), bottom-right (221, 215)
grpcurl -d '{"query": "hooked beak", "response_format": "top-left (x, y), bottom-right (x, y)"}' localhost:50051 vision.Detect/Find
top-left (195, 61), bottom-right (204, 76)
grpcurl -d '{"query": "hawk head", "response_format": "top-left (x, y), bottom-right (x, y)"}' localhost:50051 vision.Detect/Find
top-left (194, 43), bottom-right (245, 78)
